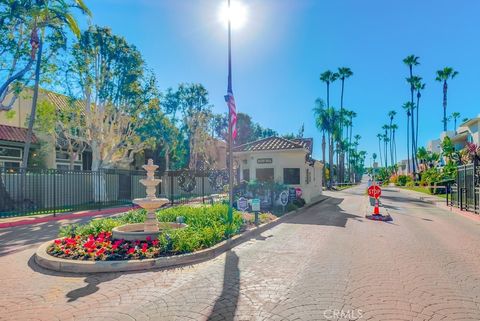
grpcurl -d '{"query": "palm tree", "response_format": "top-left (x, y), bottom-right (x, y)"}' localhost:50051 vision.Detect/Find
top-left (388, 110), bottom-right (397, 166)
top-left (347, 110), bottom-right (357, 182)
top-left (337, 67), bottom-right (353, 165)
top-left (413, 78), bottom-right (425, 158)
top-left (313, 98), bottom-right (328, 185)
top-left (320, 70), bottom-right (339, 186)
top-left (451, 112), bottom-right (461, 133)
top-left (403, 55), bottom-right (420, 174)
top-left (402, 102), bottom-right (414, 173)
top-left (390, 124), bottom-right (398, 167)
top-left (381, 124), bottom-right (390, 168)
top-left (21, 0), bottom-right (91, 168)
top-left (377, 133), bottom-right (383, 168)
top-left (320, 70), bottom-right (339, 109)
top-left (403, 55), bottom-right (420, 101)
top-left (435, 67), bottom-right (459, 132)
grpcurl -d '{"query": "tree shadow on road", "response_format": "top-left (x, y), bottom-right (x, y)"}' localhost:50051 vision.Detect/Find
top-left (286, 196), bottom-right (363, 228)
top-left (207, 250), bottom-right (240, 321)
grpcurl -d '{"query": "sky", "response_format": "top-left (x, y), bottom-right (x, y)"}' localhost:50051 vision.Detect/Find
top-left (80, 0), bottom-right (480, 164)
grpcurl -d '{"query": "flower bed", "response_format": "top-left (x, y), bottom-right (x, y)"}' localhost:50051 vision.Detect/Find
top-left (48, 204), bottom-right (244, 261)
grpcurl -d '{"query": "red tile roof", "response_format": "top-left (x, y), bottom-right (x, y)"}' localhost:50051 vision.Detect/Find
top-left (0, 125), bottom-right (38, 144)
top-left (233, 137), bottom-right (309, 153)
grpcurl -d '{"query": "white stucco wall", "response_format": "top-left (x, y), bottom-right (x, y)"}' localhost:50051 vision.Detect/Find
top-left (234, 149), bottom-right (323, 203)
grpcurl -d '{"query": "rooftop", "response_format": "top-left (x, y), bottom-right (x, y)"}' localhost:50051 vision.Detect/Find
top-left (0, 124), bottom-right (38, 144)
top-left (233, 136), bottom-right (312, 153)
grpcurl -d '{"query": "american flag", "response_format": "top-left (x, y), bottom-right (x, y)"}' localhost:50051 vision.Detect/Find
top-left (225, 91), bottom-right (237, 140)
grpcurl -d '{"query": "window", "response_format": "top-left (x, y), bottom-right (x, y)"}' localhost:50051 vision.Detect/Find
top-left (0, 147), bottom-right (22, 159)
top-left (2, 161), bottom-right (20, 169)
top-left (57, 164), bottom-right (82, 171)
top-left (242, 169), bottom-right (250, 182)
top-left (56, 150), bottom-right (82, 161)
top-left (256, 168), bottom-right (274, 182)
top-left (284, 168), bottom-right (300, 185)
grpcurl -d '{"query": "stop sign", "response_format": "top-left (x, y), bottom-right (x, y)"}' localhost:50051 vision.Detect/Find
top-left (368, 185), bottom-right (382, 199)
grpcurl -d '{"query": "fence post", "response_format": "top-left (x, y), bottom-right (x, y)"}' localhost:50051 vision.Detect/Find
top-left (53, 170), bottom-right (56, 217)
top-left (170, 173), bottom-right (174, 205)
top-left (202, 174), bottom-right (205, 204)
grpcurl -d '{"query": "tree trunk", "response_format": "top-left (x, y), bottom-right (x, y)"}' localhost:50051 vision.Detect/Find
top-left (406, 113), bottom-right (410, 173)
top-left (21, 40), bottom-right (43, 168)
top-left (443, 81), bottom-right (448, 132)
top-left (91, 144), bottom-right (107, 203)
top-left (411, 103), bottom-right (416, 174)
top-left (322, 132), bottom-right (326, 187)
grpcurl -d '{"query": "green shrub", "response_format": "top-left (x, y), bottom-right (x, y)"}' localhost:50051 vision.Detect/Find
top-left (286, 203), bottom-right (298, 212)
top-left (406, 181), bottom-right (415, 187)
top-left (58, 204), bottom-right (243, 255)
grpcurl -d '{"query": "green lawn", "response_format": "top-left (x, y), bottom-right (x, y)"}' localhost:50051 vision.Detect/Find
top-left (400, 186), bottom-right (447, 199)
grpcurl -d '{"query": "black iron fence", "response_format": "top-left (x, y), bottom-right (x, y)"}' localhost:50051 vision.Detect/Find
top-left (447, 161), bottom-right (480, 214)
top-left (0, 167), bottom-right (228, 218)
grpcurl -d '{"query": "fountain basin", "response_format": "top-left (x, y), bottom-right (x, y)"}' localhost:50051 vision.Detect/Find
top-left (112, 222), bottom-right (187, 241)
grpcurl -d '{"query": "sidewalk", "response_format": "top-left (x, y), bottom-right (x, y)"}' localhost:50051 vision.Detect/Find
top-left (392, 187), bottom-right (480, 223)
top-left (0, 205), bottom-right (138, 229)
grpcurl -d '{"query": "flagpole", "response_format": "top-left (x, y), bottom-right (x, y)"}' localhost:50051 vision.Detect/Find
top-left (227, 0), bottom-right (234, 224)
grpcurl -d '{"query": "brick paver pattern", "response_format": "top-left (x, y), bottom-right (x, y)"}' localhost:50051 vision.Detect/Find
top-left (1, 183), bottom-right (480, 321)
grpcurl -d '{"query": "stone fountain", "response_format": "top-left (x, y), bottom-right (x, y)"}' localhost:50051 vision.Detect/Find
top-left (112, 159), bottom-right (186, 241)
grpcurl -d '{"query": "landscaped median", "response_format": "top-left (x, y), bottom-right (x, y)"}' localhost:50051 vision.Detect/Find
top-left (34, 201), bottom-right (321, 273)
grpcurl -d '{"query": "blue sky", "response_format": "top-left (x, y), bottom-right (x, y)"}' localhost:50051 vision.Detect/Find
top-left (81, 0), bottom-right (480, 163)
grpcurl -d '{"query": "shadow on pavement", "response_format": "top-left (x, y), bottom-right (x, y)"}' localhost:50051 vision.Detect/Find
top-left (208, 251), bottom-right (240, 321)
top-left (286, 196), bottom-right (363, 228)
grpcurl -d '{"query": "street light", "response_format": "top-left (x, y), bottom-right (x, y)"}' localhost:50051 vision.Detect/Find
top-left (221, 0), bottom-right (247, 223)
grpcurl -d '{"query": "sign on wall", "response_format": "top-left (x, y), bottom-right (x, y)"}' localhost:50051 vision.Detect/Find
top-left (279, 191), bottom-right (289, 206)
top-left (257, 158), bottom-right (273, 164)
top-left (237, 197), bottom-right (249, 211)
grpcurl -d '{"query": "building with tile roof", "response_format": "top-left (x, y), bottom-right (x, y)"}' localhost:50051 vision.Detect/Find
top-left (233, 136), bottom-right (323, 203)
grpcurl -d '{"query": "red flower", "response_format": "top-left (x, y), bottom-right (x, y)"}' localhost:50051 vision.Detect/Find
top-left (64, 249), bottom-right (70, 255)
top-left (112, 244), bottom-right (118, 250)
top-left (141, 243), bottom-right (148, 253)
top-left (54, 239), bottom-right (62, 245)
top-left (152, 240), bottom-right (159, 246)
top-left (95, 248), bottom-right (105, 256)
top-left (127, 248), bottom-right (135, 254)
top-left (146, 236), bottom-right (152, 242)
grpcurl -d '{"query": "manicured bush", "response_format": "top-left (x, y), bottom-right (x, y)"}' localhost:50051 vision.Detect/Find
top-left (396, 175), bottom-right (412, 186)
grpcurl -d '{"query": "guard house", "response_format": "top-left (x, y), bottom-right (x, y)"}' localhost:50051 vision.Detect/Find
top-left (232, 137), bottom-right (323, 203)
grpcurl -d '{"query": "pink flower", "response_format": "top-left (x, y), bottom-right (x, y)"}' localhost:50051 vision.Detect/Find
top-left (146, 236), bottom-right (152, 242)
top-left (127, 248), bottom-right (135, 254)
top-left (152, 240), bottom-right (159, 246)
top-left (95, 248), bottom-right (105, 256)
top-left (54, 239), bottom-right (62, 245)
top-left (141, 243), bottom-right (148, 253)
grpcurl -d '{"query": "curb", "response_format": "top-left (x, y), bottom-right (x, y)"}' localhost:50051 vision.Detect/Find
top-left (34, 196), bottom-right (330, 273)
top-left (0, 206), bottom-right (139, 229)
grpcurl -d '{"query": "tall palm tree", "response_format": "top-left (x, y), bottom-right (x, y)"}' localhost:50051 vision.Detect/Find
top-left (403, 55), bottom-right (420, 174)
top-left (347, 110), bottom-right (357, 182)
top-left (402, 102), bottom-right (414, 173)
top-left (390, 123), bottom-right (399, 167)
top-left (377, 133), bottom-right (383, 168)
top-left (413, 78), bottom-right (425, 158)
top-left (21, 0), bottom-right (91, 168)
top-left (388, 110), bottom-right (397, 166)
top-left (451, 112), bottom-right (461, 133)
top-left (313, 98), bottom-right (328, 185)
top-left (435, 67), bottom-right (459, 132)
top-left (406, 76), bottom-right (421, 173)
top-left (320, 70), bottom-right (339, 109)
top-left (338, 67), bottom-right (353, 160)
top-left (381, 124), bottom-right (390, 168)
top-left (320, 70), bottom-right (339, 186)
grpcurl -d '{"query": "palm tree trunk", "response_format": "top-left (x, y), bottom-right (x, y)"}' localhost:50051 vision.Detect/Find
top-left (416, 94), bottom-right (420, 157)
top-left (22, 40), bottom-right (43, 168)
top-left (443, 81), bottom-right (448, 132)
top-left (339, 79), bottom-right (345, 183)
top-left (378, 137), bottom-right (383, 168)
top-left (406, 113), bottom-right (410, 173)
top-left (322, 132), bottom-right (326, 187)
top-left (411, 104), bottom-right (416, 174)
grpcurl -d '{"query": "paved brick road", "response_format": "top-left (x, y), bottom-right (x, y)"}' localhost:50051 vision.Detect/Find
top-left (1, 183), bottom-right (480, 321)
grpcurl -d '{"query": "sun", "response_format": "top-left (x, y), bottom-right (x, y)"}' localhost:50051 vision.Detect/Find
top-left (218, 1), bottom-right (248, 30)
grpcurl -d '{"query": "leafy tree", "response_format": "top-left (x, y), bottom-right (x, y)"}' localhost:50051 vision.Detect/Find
top-left (64, 26), bottom-right (154, 199)
top-left (435, 67), bottom-right (459, 132)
